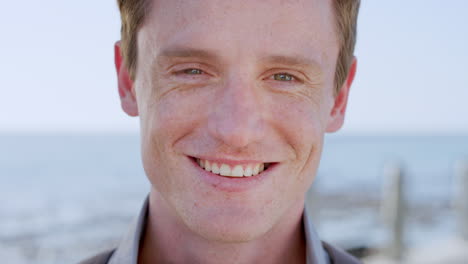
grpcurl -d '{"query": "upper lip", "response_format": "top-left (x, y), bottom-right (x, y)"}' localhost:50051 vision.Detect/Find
top-left (190, 156), bottom-right (275, 166)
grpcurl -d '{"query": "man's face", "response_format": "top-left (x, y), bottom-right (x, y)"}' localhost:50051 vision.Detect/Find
top-left (126, 0), bottom-right (349, 242)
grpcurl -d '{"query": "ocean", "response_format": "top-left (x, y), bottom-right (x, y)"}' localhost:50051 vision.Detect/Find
top-left (1, 133), bottom-right (467, 263)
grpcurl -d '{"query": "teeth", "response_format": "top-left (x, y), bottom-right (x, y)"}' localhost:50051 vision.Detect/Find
top-left (259, 163), bottom-right (264, 173)
top-left (196, 159), bottom-right (268, 178)
top-left (219, 164), bottom-right (231, 176)
top-left (243, 166), bottom-right (253, 177)
top-left (231, 165), bottom-right (244, 177)
top-left (205, 160), bottom-right (212, 172)
top-left (252, 164), bottom-right (260, 175)
top-left (211, 163), bottom-right (220, 174)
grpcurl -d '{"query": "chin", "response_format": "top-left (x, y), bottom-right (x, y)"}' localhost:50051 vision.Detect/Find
top-left (174, 192), bottom-right (289, 244)
top-left (188, 212), bottom-right (274, 243)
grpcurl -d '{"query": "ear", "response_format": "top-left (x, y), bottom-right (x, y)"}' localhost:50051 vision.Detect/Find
top-left (326, 57), bottom-right (357, 133)
top-left (115, 41), bottom-right (139, 117)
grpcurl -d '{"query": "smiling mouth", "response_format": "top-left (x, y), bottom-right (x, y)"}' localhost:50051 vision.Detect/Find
top-left (193, 158), bottom-right (272, 178)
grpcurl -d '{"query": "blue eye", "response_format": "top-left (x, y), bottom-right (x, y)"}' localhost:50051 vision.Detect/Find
top-left (273, 73), bottom-right (295, 82)
top-left (183, 69), bottom-right (204, 75)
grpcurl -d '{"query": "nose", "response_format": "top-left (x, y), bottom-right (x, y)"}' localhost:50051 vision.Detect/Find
top-left (208, 76), bottom-right (264, 149)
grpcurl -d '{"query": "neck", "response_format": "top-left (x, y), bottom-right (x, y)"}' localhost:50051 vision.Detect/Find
top-left (138, 190), bottom-right (307, 264)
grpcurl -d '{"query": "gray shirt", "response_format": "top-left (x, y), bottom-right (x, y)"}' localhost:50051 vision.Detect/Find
top-left (107, 197), bottom-right (330, 264)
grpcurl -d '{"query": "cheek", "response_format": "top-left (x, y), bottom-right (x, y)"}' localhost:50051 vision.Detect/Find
top-left (270, 95), bottom-right (326, 149)
top-left (268, 95), bottom-right (327, 189)
top-left (140, 85), bottom-right (205, 144)
top-left (137, 85), bottom-right (210, 184)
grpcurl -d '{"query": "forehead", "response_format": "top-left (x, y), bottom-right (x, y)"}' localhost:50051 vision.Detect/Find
top-left (139, 0), bottom-right (338, 67)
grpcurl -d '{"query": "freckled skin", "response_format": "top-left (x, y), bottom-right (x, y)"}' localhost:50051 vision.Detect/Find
top-left (116, 0), bottom-right (356, 263)
top-left (140, 0), bottom-right (332, 246)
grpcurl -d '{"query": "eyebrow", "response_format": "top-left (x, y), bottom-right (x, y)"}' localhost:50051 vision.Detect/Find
top-left (156, 47), bottom-right (321, 72)
top-left (260, 55), bottom-right (321, 70)
top-left (158, 47), bottom-right (220, 61)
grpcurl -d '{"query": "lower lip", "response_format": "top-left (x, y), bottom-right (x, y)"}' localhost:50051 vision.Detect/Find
top-left (188, 157), bottom-right (276, 192)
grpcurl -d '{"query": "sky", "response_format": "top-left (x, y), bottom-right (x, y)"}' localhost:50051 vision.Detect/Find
top-left (1, 1), bottom-right (467, 134)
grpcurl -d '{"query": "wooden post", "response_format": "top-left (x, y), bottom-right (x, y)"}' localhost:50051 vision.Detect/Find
top-left (381, 162), bottom-right (406, 260)
top-left (454, 159), bottom-right (468, 240)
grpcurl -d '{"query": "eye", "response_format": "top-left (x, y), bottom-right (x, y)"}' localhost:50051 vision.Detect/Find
top-left (272, 73), bottom-right (296, 82)
top-left (182, 68), bottom-right (204, 75)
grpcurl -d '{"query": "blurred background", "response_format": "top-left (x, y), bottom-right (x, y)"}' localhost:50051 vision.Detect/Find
top-left (1, 1), bottom-right (467, 263)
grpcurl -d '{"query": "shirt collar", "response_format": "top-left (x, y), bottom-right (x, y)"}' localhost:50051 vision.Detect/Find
top-left (109, 196), bottom-right (329, 264)
top-left (108, 197), bottom-right (148, 264)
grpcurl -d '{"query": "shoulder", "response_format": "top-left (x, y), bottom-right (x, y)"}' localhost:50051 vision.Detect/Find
top-left (322, 242), bottom-right (363, 264)
top-left (77, 249), bottom-right (116, 264)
